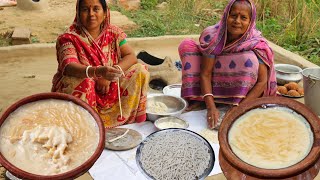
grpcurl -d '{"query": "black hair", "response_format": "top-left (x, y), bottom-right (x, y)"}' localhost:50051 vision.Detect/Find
top-left (231, 0), bottom-right (252, 17)
top-left (78, 0), bottom-right (107, 14)
top-left (99, 0), bottom-right (107, 11)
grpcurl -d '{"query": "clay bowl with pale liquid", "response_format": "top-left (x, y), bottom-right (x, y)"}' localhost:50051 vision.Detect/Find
top-left (0, 92), bottom-right (105, 180)
top-left (218, 97), bottom-right (320, 180)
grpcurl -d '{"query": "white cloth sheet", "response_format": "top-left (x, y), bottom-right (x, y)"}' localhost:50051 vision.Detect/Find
top-left (89, 110), bottom-right (222, 180)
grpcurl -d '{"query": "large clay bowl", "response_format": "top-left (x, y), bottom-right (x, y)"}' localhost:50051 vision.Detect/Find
top-left (218, 97), bottom-right (320, 179)
top-left (0, 92), bottom-right (105, 180)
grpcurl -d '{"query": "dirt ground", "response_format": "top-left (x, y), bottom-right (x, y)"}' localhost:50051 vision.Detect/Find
top-left (0, 35), bottom-right (185, 117)
top-left (0, 1), bottom-right (137, 178)
top-left (0, 0), bottom-right (136, 43)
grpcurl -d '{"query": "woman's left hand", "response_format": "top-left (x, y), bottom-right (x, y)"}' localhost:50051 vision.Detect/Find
top-left (96, 78), bottom-right (111, 95)
top-left (207, 108), bottom-right (220, 129)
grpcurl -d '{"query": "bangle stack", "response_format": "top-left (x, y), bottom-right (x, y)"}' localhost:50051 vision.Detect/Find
top-left (203, 93), bottom-right (214, 99)
top-left (86, 65), bottom-right (103, 79)
top-left (93, 66), bottom-right (102, 78)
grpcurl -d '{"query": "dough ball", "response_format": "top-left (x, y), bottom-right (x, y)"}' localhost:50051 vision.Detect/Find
top-left (297, 88), bottom-right (304, 95)
top-left (286, 82), bottom-right (299, 91)
top-left (287, 90), bottom-right (301, 97)
top-left (284, 83), bottom-right (290, 89)
top-left (277, 86), bottom-right (288, 95)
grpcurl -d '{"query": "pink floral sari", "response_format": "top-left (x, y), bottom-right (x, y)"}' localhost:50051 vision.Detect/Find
top-left (179, 0), bottom-right (277, 105)
top-left (52, 0), bottom-right (149, 128)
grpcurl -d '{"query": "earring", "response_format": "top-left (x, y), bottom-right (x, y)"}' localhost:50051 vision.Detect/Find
top-left (100, 22), bottom-right (105, 30)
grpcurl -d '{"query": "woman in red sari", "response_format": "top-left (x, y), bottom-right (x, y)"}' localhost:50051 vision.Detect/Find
top-left (52, 0), bottom-right (150, 128)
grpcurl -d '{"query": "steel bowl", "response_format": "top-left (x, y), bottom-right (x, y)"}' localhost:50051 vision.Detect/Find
top-left (136, 128), bottom-right (215, 180)
top-left (146, 94), bottom-right (188, 122)
top-left (154, 116), bottom-right (189, 130)
top-left (275, 64), bottom-right (303, 85)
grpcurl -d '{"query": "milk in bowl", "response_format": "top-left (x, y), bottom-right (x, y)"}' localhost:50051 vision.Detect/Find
top-left (0, 99), bottom-right (100, 175)
top-left (228, 107), bottom-right (313, 169)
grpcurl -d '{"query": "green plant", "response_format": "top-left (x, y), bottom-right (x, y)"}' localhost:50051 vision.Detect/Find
top-left (0, 38), bottom-right (10, 47)
top-left (0, 30), bottom-right (12, 47)
top-left (253, 0), bottom-right (320, 64)
top-left (31, 36), bottom-right (40, 43)
top-left (140, 0), bottom-right (158, 10)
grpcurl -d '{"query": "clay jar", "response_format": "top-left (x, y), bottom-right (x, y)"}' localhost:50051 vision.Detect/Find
top-left (218, 97), bottom-right (320, 180)
top-left (0, 92), bottom-right (105, 180)
top-left (17, 0), bottom-right (49, 11)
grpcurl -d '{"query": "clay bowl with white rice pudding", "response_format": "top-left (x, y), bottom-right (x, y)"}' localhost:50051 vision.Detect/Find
top-left (0, 92), bottom-right (105, 180)
top-left (146, 94), bottom-right (188, 122)
top-left (218, 97), bottom-right (320, 179)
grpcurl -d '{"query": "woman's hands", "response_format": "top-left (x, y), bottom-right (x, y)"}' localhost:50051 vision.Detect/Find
top-left (207, 106), bottom-right (220, 129)
top-left (96, 66), bottom-right (122, 81)
top-left (95, 78), bottom-right (111, 95)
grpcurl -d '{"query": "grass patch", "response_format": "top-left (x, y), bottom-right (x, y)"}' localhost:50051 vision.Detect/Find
top-left (0, 31), bottom-right (12, 47)
top-left (111, 0), bottom-right (319, 65)
top-left (111, 0), bottom-right (225, 37)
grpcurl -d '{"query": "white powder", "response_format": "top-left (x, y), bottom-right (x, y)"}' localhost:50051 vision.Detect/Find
top-left (148, 101), bottom-right (168, 114)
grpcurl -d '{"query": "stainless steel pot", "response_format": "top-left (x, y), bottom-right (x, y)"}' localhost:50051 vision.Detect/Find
top-left (302, 67), bottom-right (320, 116)
top-left (275, 64), bottom-right (303, 85)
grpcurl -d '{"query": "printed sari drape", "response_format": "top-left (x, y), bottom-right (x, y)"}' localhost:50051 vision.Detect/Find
top-left (52, 0), bottom-right (149, 128)
top-left (179, 0), bottom-right (277, 105)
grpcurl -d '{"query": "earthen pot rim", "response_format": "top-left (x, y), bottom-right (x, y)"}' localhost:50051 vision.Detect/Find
top-left (0, 92), bottom-right (105, 180)
top-left (218, 97), bottom-right (320, 179)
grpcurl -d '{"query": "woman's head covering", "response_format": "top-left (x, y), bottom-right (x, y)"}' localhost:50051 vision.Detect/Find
top-left (199, 0), bottom-right (257, 55)
top-left (199, 0), bottom-right (277, 96)
top-left (56, 0), bottom-right (126, 67)
top-left (53, 0), bottom-right (128, 112)
top-left (66, 0), bottom-right (110, 38)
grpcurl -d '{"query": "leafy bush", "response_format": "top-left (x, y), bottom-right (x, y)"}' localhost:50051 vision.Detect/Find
top-left (140, 0), bottom-right (158, 10)
top-left (116, 0), bottom-right (319, 64)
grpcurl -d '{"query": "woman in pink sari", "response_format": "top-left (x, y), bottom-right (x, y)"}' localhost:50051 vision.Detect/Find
top-left (52, 0), bottom-right (150, 128)
top-left (179, 0), bottom-right (277, 129)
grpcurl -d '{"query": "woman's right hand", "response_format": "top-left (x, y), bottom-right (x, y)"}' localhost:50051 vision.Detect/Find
top-left (95, 78), bottom-right (111, 95)
top-left (207, 107), bottom-right (220, 129)
top-left (96, 66), bottom-right (122, 81)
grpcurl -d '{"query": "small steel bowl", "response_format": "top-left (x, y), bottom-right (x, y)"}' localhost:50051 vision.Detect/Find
top-left (146, 94), bottom-right (188, 122)
top-left (275, 64), bottom-right (303, 85)
top-left (154, 116), bottom-right (189, 130)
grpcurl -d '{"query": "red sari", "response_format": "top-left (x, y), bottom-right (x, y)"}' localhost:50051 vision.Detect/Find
top-left (52, 2), bottom-right (150, 128)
